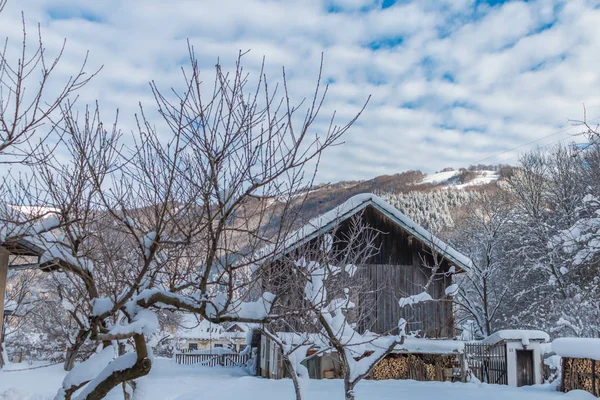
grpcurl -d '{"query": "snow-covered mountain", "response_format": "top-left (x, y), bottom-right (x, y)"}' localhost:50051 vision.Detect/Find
top-left (420, 169), bottom-right (500, 189)
top-left (257, 166), bottom-right (506, 238)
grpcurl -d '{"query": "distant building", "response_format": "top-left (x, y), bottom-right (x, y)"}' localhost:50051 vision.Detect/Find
top-left (174, 313), bottom-right (248, 353)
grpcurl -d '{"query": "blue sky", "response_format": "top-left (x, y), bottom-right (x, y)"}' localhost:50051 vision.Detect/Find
top-left (1, 0), bottom-right (599, 183)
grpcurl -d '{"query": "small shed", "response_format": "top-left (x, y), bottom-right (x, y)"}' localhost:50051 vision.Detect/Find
top-left (481, 330), bottom-right (549, 387)
top-left (553, 337), bottom-right (600, 397)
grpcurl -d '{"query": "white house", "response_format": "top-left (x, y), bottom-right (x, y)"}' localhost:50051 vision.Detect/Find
top-left (174, 314), bottom-right (248, 353)
top-left (481, 330), bottom-right (549, 387)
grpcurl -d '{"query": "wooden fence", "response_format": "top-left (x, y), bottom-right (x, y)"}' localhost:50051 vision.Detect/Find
top-left (175, 353), bottom-right (250, 367)
top-left (562, 357), bottom-right (600, 397)
top-left (465, 343), bottom-right (507, 385)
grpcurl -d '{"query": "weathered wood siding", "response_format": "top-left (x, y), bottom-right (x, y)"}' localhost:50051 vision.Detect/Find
top-left (356, 263), bottom-right (453, 337)
top-left (263, 204), bottom-right (457, 338)
top-left (336, 206), bottom-right (454, 337)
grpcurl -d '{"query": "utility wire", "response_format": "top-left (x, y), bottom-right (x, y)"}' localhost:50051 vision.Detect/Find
top-left (495, 135), bottom-right (581, 164)
top-left (467, 115), bottom-right (600, 165)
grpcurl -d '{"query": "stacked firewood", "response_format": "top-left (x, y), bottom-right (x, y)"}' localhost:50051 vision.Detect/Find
top-left (373, 357), bottom-right (408, 380)
top-left (372, 354), bottom-right (456, 381)
top-left (563, 358), bottom-right (600, 397)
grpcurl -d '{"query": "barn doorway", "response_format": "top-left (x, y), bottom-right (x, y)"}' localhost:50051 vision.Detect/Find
top-left (516, 349), bottom-right (535, 387)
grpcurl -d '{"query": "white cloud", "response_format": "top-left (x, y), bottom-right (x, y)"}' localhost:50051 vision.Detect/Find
top-left (0, 0), bottom-right (599, 183)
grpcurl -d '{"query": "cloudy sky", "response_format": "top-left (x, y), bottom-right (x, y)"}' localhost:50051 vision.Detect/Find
top-left (1, 0), bottom-right (599, 183)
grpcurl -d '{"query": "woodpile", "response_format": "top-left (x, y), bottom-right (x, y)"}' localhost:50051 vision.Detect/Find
top-left (562, 357), bottom-right (600, 397)
top-left (372, 354), bottom-right (458, 382)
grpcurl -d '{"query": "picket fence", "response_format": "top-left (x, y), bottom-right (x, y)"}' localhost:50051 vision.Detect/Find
top-left (175, 352), bottom-right (250, 367)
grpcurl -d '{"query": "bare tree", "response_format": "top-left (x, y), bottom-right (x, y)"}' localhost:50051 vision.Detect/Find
top-left (3, 46), bottom-right (367, 399)
top-left (0, 0), bottom-right (95, 368)
top-left (0, 1), bottom-right (97, 164)
top-left (451, 188), bottom-right (514, 337)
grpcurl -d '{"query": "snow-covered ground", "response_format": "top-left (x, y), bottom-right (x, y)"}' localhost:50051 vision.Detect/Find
top-left (0, 358), bottom-right (594, 400)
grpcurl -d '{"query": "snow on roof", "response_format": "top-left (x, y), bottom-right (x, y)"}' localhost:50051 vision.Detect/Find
top-left (0, 206), bottom-right (91, 272)
top-left (226, 322), bottom-right (249, 333)
top-left (553, 338), bottom-right (600, 361)
top-left (174, 314), bottom-right (246, 340)
top-left (394, 337), bottom-right (464, 355)
top-left (481, 330), bottom-right (550, 346)
top-left (268, 193), bottom-right (472, 271)
top-left (174, 314), bottom-right (225, 340)
top-left (269, 331), bottom-right (465, 355)
top-left (10, 205), bottom-right (59, 216)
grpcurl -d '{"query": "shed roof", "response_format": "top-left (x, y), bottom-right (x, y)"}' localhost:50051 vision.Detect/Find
top-left (258, 330), bottom-right (465, 355)
top-left (553, 338), bottom-right (600, 361)
top-left (1, 208), bottom-right (84, 272)
top-left (267, 193), bottom-right (472, 271)
top-left (481, 330), bottom-right (550, 346)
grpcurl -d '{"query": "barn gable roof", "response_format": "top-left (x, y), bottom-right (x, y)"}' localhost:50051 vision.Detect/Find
top-left (269, 193), bottom-right (472, 271)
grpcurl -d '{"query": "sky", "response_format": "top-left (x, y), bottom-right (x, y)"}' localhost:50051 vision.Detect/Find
top-left (1, 0), bottom-right (600, 183)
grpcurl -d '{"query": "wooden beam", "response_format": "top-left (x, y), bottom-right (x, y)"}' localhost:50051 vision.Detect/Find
top-left (0, 246), bottom-right (9, 368)
top-left (8, 263), bottom-right (40, 271)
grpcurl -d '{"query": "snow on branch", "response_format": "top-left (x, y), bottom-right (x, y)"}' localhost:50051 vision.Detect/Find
top-left (102, 309), bottom-right (159, 340)
top-left (223, 292), bottom-right (276, 320)
top-left (58, 346), bottom-right (116, 399)
top-left (398, 292), bottom-right (433, 308)
top-left (72, 353), bottom-right (139, 400)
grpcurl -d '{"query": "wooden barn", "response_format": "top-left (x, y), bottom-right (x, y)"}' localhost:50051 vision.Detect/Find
top-left (253, 193), bottom-right (472, 380)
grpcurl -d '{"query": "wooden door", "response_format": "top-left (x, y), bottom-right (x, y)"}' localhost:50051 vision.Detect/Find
top-left (516, 350), bottom-right (534, 387)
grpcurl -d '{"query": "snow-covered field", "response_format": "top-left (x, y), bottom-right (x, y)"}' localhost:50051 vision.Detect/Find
top-left (0, 358), bottom-right (594, 400)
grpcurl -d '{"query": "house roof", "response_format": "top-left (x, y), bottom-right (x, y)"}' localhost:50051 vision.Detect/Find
top-left (267, 193), bottom-right (472, 271)
top-left (257, 331), bottom-right (465, 355)
top-left (174, 314), bottom-right (248, 341)
top-left (481, 330), bottom-right (550, 345)
top-left (1, 208), bottom-right (84, 272)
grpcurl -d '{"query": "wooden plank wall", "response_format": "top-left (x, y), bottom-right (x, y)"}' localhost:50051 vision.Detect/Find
top-left (262, 204), bottom-right (457, 338)
top-left (356, 263), bottom-right (452, 337)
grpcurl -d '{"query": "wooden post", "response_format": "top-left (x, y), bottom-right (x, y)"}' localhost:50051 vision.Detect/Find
top-left (561, 357), bottom-right (566, 392)
top-left (0, 247), bottom-right (9, 368)
top-left (592, 360), bottom-right (596, 397)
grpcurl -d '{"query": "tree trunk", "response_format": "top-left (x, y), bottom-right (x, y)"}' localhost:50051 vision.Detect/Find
top-left (64, 329), bottom-right (89, 371)
top-left (0, 247), bottom-right (9, 369)
top-left (344, 378), bottom-right (356, 400)
top-left (283, 356), bottom-right (303, 400)
top-left (64, 349), bottom-right (76, 372)
top-left (482, 277), bottom-right (491, 337)
top-left (83, 334), bottom-right (151, 400)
